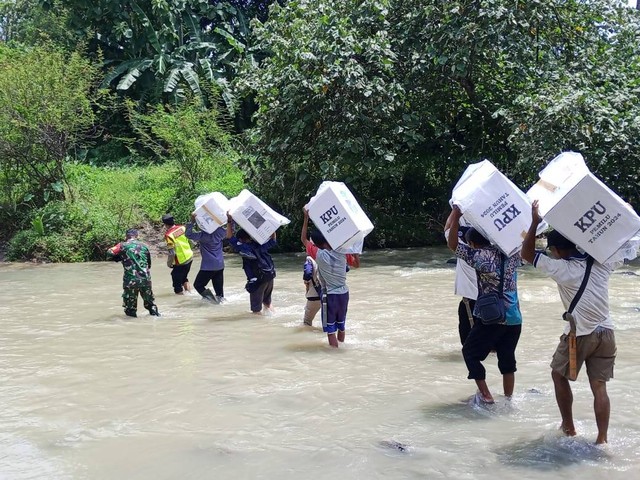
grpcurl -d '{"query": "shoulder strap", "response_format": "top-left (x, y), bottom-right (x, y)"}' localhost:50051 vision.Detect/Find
top-left (567, 256), bottom-right (595, 314)
top-left (498, 253), bottom-right (507, 296)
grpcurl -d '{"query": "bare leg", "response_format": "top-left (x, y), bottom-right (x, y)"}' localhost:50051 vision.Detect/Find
top-left (183, 281), bottom-right (192, 293)
top-left (590, 379), bottom-right (610, 444)
top-left (474, 379), bottom-right (494, 403)
top-left (337, 330), bottom-right (345, 342)
top-left (552, 370), bottom-right (576, 436)
top-left (327, 333), bottom-right (339, 348)
top-left (502, 373), bottom-right (515, 398)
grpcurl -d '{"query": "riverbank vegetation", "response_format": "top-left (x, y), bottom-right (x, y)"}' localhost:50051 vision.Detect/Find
top-left (1, 0), bottom-right (639, 261)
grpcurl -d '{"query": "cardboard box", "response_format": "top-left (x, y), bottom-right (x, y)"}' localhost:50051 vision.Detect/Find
top-left (193, 192), bottom-right (230, 233)
top-left (527, 152), bottom-right (640, 263)
top-left (228, 189), bottom-right (290, 245)
top-left (450, 160), bottom-right (533, 256)
top-left (307, 181), bottom-right (373, 253)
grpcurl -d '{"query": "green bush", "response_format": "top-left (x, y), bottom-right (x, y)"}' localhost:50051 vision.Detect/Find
top-left (6, 229), bottom-right (40, 260)
top-left (5, 156), bottom-right (246, 262)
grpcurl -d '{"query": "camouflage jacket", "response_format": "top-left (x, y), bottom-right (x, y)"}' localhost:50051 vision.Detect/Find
top-left (107, 239), bottom-right (152, 287)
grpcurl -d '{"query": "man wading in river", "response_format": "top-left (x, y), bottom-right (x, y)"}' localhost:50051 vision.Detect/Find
top-left (447, 206), bottom-right (523, 404)
top-left (107, 229), bottom-right (160, 318)
top-left (444, 212), bottom-right (479, 344)
top-left (522, 200), bottom-right (619, 444)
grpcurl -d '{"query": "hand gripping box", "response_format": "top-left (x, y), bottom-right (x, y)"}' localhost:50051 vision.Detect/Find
top-left (193, 192), bottom-right (230, 233)
top-left (307, 181), bottom-right (374, 254)
top-left (526, 152), bottom-right (640, 264)
top-left (228, 189), bottom-right (290, 245)
top-left (450, 160), bottom-right (533, 257)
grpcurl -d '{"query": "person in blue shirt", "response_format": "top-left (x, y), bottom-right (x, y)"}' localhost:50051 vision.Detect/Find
top-left (226, 213), bottom-right (277, 315)
top-left (447, 205), bottom-right (523, 404)
top-left (186, 213), bottom-right (227, 303)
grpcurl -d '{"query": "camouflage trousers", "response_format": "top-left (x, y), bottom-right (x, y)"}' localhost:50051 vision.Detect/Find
top-left (122, 284), bottom-right (156, 313)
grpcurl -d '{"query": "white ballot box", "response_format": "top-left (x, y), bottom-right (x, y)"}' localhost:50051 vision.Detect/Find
top-left (527, 152), bottom-right (640, 263)
top-left (228, 189), bottom-right (290, 245)
top-left (307, 181), bottom-right (373, 253)
top-left (451, 160), bottom-right (533, 257)
top-left (193, 192), bottom-right (230, 233)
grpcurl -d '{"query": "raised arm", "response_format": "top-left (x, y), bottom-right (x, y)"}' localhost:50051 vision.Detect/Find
top-left (522, 200), bottom-right (542, 264)
top-left (446, 206), bottom-right (463, 252)
top-left (226, 212), bottom-right (234, 239)
top-left (186, 214), bottom-right (203, 241)
top-left (301, 207), bottom-right (311, 247)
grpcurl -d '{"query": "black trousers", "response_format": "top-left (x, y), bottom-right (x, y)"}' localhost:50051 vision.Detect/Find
top-left (171, 261), bottom-right (192, 293)
top-left (457, 298), bottom-right (477, 345)
top-left (194, 269), bottom-right (224, 297)
top-left (462, 322), bottom-right (522, 380)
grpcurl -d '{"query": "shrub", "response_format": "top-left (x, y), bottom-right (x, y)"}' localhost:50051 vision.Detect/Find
top-left (6, 229), bottom-right (40, 260)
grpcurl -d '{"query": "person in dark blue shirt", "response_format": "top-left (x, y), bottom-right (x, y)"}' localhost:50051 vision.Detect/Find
top-left (226, 214), bottom-right (277, 315)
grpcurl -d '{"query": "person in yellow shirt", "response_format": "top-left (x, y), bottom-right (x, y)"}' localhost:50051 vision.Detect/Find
top-left (162, 213), bottom-right (194, 294)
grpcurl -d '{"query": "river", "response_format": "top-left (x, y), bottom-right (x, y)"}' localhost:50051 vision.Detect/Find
top-left (1, 247), bottom-right (639, 479)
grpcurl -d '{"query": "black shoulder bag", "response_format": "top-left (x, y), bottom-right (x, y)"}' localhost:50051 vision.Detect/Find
top-left (475, 253), bottom-right (507, 325)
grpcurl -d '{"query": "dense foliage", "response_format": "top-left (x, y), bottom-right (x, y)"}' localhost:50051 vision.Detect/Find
top-left (240, 0), bottom-right (640, 247)
top-left (1, 0), bottom-right (639, 260)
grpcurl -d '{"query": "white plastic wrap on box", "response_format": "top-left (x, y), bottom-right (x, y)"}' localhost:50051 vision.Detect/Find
top-left (526, 152), bottom-right (640, 264)
top-left (193, 192), bottom-right (230, 233)
top-left (450, 160), bottom-right (534, 256)
top-left (307, 181), bottom-right (374, 254)
top-left (228, 189), bottom-right (290, 245)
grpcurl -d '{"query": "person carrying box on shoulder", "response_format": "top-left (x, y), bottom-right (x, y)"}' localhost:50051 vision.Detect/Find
top-left (226, 213), bottom-right (277, 315)
top-left (447, 205), bottom-right (524, 404)
top-left (300, 208), bottom-right (359, 327)
top-left (522, 200), bottom-right (620, 444)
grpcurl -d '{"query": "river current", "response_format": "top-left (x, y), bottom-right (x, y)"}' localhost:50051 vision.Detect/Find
top-left (1, 247), bottom-right (639, 479)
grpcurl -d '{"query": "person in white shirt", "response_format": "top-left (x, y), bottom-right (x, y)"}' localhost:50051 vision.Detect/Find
top-left (522, 200), bottom-right (620, 445)
top-left (445, 212), bottom-right (479, 344)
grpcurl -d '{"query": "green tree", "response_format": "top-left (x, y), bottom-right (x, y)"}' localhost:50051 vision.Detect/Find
top-left (240, 0), bottom-right (640, 247)
top-left (45, 0), bottom-right (276, 109)
top-left (0, 0), bottom-right (77, 47)
top-left (127, 96), bottom-right (237, 191)
top-left (0, 45), bottom-right (99, 209)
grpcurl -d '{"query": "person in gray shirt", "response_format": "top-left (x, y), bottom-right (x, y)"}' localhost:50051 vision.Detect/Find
top-left (311, 230), bottom-right (359, 348)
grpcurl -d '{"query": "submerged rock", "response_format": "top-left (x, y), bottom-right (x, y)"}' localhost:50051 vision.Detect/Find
top-left (379, 440), bottom-right (411, 452)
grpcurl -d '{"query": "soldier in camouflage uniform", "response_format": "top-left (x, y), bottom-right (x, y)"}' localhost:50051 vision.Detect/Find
top-left (107, 229), bottom-right (160, 318)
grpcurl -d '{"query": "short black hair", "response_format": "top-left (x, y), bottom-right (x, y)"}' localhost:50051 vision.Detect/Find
top-left (236, 229), bottom-right (251, 242)
top-left (465, 227), bottom-right (490, 247)
top-left (311, 230), bottom-right (328, 247)
top-left (161, 213), bottom-right (175, 226)
top-left (547, 230), bottom-right (576, 251)
top-left (125, 228), bottom-right (138, 240)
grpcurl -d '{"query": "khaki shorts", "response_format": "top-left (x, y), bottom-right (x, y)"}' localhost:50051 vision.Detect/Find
top-left (550, 327), bottom-right (616, 382)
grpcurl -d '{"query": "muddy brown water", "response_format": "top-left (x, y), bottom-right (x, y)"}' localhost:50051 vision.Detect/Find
top-left (1, 248), bottom-right (639, 479)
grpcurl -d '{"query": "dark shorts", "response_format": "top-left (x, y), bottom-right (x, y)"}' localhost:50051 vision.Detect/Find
top-left (171, 261), bottom-right (192, 293)
top-left (462, 323), bottom-right (522, 380)
top-left (322, 292), bottom-right (349, 334)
